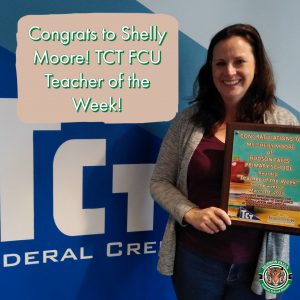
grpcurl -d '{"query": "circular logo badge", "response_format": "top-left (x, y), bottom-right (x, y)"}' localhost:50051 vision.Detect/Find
top-left (259, 260), bottom-right (292, 294)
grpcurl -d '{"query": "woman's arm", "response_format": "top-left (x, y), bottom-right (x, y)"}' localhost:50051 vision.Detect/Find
top-left (150, 110), bottom-right (231, 233)
top-left (150, 111), bottom-right (198, 225)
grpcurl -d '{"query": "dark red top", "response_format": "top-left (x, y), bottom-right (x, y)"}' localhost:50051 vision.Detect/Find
top-left (177, 134), bottom-right (263, 263)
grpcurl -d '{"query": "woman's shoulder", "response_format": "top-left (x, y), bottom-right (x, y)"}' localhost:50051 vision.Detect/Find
top-left (164, 105), bottom-right (200, 141)
top-left (172, 104), bottom-right (198, 124)
top-left (264, 105), bottom-right (299, 125)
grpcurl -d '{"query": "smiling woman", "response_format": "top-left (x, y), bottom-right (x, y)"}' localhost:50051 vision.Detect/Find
top-left (151, 23), bottom-right (298, 300)
top-left (192, 24), bottom-right (276, 130)
top-left (212, 36), bottom-right (256, 108)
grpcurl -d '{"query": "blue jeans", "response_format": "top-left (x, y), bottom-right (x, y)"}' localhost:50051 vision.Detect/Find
top-left (172, 244), bottom-right (282, 300)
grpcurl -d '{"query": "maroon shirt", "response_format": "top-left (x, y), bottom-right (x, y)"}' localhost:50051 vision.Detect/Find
top-left (177, 134), bottom-right (263, 263)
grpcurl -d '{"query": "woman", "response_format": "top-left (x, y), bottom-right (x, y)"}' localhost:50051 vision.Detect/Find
top-left (150, 24), bottom-right (298, 300)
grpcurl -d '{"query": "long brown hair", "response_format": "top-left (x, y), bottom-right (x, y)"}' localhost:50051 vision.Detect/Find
top-left (192, 23), bottom-right (276, 132)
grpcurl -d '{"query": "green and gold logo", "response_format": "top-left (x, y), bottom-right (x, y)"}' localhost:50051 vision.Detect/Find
top-left (259, 260), bottom-right (292, 294)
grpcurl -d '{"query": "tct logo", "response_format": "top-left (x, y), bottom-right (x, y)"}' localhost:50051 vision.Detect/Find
top-left (0, 106), bottom-right (159, 242)
top-left (53, 139), bottom-right (154, 236)
top-left (238, 207), bottom-right (260, 221)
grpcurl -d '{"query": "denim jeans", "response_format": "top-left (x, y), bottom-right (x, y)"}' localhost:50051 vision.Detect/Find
top-left (172, 244), bottom-right (282, 300)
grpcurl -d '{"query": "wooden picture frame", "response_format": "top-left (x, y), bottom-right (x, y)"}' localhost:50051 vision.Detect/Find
top-left (221, 122), bottom-right (300, 235)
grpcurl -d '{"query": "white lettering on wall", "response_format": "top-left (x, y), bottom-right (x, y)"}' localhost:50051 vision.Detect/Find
top-left (53, 139), bottom-right (106, 236)
top-left (113, 164), bottom-right (154, 232)
top-left (0, 100), bottom-right (59, 242)
top-left (0, 101), bottom-right (156, 241)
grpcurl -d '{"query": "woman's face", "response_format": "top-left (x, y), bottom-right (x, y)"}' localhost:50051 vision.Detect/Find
top-left (212, 36), bottom-right (256, 108)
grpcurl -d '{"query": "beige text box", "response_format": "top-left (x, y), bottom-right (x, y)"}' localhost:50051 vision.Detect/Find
top-left (16, 13), bottom-right (178, 123)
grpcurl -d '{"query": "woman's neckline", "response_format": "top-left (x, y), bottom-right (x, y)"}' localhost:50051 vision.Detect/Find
top-left (213, 135), bottom-right (225, 145)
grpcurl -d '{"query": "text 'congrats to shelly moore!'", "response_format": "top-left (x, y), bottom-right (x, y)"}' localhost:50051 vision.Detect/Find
top-left (16, 13), bottom-right (178, 123)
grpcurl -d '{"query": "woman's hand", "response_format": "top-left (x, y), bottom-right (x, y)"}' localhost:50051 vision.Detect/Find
top-left (183, 207), bottom-right (231, 234)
